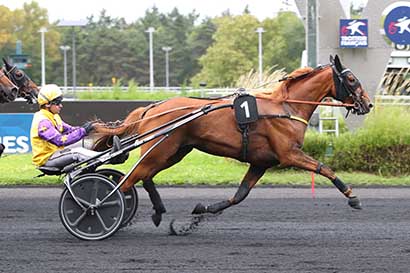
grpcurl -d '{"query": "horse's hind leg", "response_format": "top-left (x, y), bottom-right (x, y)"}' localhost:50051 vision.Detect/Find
top-left (192, 165), bottom-right (266, 214)
top-left (143, 179), bottom-right (166, 227)
top-left (142, 145), bottom-right (194, 226)
top-left (283, 149), bottom-right (361, 209)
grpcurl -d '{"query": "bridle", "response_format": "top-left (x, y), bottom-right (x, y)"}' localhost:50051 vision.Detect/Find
top-left (3, 65), bottom-right (37, 103)
top-left (277, 63), bottom-right (369, 114)
top-left (0, 69), bottom-right (18, 102)
top-left (5, 65), bottom-right (26, 86)
top-left (331, 65), bottom-right (368, 115)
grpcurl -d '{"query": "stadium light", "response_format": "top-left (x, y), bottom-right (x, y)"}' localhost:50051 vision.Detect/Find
top-left (59, 45), bottom-right (71, 91)
top-left (57, 20), bottom-right (87, 91)
top-left (146, 27), bottom-right (156, 90)
top-left (255, 27), bottom-right (265, 85)
top-left (162, 46), bottom-right (172, 88)
top-left (38, 27), bottom-right (47, 86)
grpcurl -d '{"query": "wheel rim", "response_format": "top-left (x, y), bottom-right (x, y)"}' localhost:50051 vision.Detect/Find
top-left (96, 169), bottom-right (138, 227)
top-left (59, 174), bottom-right (125, 240)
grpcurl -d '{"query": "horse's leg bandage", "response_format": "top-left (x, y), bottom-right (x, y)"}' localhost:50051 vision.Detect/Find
top-left (315, 162), bottom-right (324, 174)
top-left (332, 177), bottom-right (351, 197)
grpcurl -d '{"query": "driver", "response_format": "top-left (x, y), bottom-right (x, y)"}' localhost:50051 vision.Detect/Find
top-left (30, 84), bottom-right (98, 169)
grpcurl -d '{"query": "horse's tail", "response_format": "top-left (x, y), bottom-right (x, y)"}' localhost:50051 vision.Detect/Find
top-left (92, 107), bottom-right (147, 151)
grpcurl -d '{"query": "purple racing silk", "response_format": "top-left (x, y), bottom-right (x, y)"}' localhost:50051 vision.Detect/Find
top-left (37, 119), bottom-right (87, 147)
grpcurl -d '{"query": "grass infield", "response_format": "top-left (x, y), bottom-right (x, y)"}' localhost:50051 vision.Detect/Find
top-left (1, 149), bottom-right (410, 186)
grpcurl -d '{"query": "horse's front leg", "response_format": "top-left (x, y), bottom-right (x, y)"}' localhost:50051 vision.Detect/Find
top-left (192, 165), bottom-right (266, 214)
top-left (283, 149), bottom-right (361, 209)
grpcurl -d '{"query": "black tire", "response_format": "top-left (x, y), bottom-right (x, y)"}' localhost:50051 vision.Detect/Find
top-left (96, 169), bottom-right (138, 227)
top-left (59, 174), bottom-right (125, 241)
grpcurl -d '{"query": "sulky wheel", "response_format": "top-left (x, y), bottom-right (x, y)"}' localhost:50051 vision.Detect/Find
top-left (59, 173), bottom-right (125, 241)
top-left (96, 168), bottom-right (138, 227)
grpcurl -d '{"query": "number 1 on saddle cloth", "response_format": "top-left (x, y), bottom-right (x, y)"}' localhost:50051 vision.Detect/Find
top-left (233, 94), bottom-right (258, 161)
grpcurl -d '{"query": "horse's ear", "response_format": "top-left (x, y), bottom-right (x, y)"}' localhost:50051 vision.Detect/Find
top-left (3, 58), bottom-right (11, 70)
top-left (334, 54), bottom-right (343, 71)
top-left (329, 55), bottom-right (334, 64)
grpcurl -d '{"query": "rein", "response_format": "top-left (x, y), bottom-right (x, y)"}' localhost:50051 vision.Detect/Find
top-left (99, 101), bottom-right (227, 130)
top-left (283, 99), bottom-right (354, 108)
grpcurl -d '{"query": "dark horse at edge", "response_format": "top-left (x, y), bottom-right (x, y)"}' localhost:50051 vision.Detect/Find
top-left (0, 58), bottom-right (39, 157)
top-left (0, 58), bottom-right (38, 104)
top-left (93, 55), bottom-right (373, 227)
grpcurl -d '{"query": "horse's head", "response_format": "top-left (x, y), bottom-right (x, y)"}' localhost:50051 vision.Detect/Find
top-left (330, 55), bottom-right (373, 115)
top-left (3, 58), bottom-right (39, 104)
top-left (0, 69), bottom-right (18, 103)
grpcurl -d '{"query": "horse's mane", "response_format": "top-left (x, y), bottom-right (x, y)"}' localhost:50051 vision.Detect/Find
top-left (253, 67), bottom-right (314, 99)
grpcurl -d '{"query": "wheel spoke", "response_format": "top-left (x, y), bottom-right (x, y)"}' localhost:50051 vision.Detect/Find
top-left (76, 196), bottom-right (92, 207)
top-left (99, 200), bottom-right (122, 208)
top-left (90, 180), bottom-right (99, 204)
top-left (68, 210), bottom-right (88, 227)
top-left (94, 210), bottom-right (110, 231)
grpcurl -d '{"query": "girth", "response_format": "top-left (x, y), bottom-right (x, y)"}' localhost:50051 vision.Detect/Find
top-left (236, 114), bottom-right (309, 162)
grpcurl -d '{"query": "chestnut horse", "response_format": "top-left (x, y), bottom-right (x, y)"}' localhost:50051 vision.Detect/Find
top-left (93, 55), bottom-right (373, 227)
top-left (1, 58), bottom-right (39, 104)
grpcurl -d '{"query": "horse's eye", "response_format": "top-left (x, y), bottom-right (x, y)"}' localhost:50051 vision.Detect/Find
top-left (347, 74), bottom-right (356, 84)
top-left (15, 71), bottom-right (24, 80)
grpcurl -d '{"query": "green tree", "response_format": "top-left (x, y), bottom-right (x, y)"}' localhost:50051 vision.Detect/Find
top-left (0, 6), bottom-right (15, 51)
top-left (191, 12), bottom-right (304, 87)
top-left (187, 17), bottom-right (216, 82)
top-left (262, 12), bottom-right (305, 72)
top-left (0, 1), bottom-right (61, 85)
top-left (154, 8), bottom-right (199, 86)
top-left (191, 14), bottom-right (260, 87)
top-left (74, 10), bottom-right (139, 85)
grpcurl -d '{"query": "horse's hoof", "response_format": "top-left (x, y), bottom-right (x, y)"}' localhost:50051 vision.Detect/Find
top-left (169, 219), bottom-right (178, 235)
top-left (192, 203), bottom-right (207, 214)
top-left (151, 213), bottom-right (162, 227)
top-left (348, 196), bottom-right (362, 210)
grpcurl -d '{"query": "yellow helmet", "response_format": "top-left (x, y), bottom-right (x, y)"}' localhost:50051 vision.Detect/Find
top-left (37, 84), bottom-right (63, 106)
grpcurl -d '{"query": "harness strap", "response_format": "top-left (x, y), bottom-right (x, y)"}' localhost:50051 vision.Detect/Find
top-left (238, 124), bottom-right (249, 161)
top-left (289, 115), bottom-right (309, 125)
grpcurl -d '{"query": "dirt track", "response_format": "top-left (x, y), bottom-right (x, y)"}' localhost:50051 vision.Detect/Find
top-left (1, 186), bottom-right (410, 273)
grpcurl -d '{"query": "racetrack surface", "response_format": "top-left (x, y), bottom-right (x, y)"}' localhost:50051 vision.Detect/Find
top-left (1, 186), bottom-right (410, 273)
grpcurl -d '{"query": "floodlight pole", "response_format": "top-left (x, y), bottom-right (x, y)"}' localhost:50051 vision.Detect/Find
top-left (256, 27), bottom-right (265, 85)
top-left (146, 27), bottom-right (155, 90)
top-left (306, 0), bottom-right (318, 67)
top-left (71, 28), bottom-right (77, 91)
top-left (60, 45), bottom-right (71, 91)
top-left (162, 46), bottom-right (172, 88)
top-left (39, 27), bottom-right (47, 86)
top-left (57, 20), bottom-right (87, 92)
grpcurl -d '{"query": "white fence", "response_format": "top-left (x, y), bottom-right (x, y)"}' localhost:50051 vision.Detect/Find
top-left (62, 86), bottom-right (237, 98)
top-left (375, 95), bottom-right (410, 106)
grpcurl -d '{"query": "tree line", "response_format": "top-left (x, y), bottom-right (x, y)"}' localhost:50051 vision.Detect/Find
top-left (0, 1), bottom-right (305, 88)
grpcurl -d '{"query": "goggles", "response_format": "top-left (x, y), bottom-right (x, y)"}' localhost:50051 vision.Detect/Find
top-left (50, 96), bottom-right (63, 105)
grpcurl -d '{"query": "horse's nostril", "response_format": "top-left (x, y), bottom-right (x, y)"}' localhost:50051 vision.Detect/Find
top-left (368, 103), bottom-right (374, 108)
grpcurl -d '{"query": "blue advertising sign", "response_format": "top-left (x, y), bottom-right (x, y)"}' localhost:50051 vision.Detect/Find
top-left (0, 113), bottom-right (33, 154)
top-left (384, 5), bottom-right (410, 45)
top-left (340, 19), bottom-right (368, 48)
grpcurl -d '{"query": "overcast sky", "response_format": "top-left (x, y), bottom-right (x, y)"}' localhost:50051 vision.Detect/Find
top-left (2, 0), bottom-right (300, 22)
top-left (1, 0), bottom-right (369, 23)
